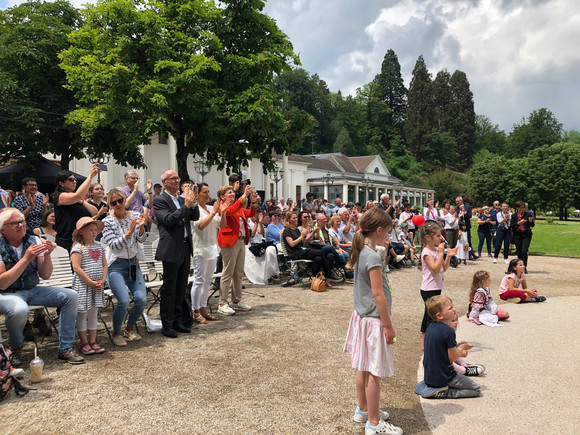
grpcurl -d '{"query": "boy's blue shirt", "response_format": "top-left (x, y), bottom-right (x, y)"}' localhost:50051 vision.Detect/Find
top-left (423, 321), bottom-right (457, 387)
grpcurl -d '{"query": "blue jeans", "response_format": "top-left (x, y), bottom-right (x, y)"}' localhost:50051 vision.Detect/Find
top-left (107, 258), bottom-right (147, 333)
top-left (477, 231), bottom-right (493, 256)
top-left (0, 286), bottom-right (78, 352)
top-left (493, 226), bottom-right (511, 259)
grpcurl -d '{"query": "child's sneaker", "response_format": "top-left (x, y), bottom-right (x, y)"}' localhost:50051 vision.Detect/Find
top-left (365, 419), bottom-right (403, 435)
top-left (353, 406), bottom-right (390, 423)
top-left (531, 296), bottom-right (546, 302)
top-left (464, 364), bottom-right (485, 376)
top-left (423, 385), bottom-right (448, 398)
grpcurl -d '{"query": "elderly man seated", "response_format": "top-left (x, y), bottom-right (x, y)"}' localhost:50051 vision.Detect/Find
top-left (0, 208), bottom-right (83, 365)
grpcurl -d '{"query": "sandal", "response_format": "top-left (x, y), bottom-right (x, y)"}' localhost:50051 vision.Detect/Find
top-left (79, 343), bottom-right (95, 355)
top-left (90, 342), bottom-right (106, 354)
top-left (194, 313), bottom-right (207, 324)
top-left (199, 308), bottom-right (218, 321)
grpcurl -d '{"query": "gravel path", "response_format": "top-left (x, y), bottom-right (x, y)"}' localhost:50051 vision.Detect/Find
top-left (0, 254), bottom-right (576, 434)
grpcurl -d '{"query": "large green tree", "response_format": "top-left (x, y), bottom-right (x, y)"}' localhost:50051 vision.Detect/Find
top-left (373, 49), bottom-right (407, 131)
top-left (474, 114), bottom-right (507, 155)
top-left (527, 142), bottom-right (580, 219)
top-left (274, 69), bottom-right (336, 154)
top-left (431, 69), bottom-right (452, 133)
top-left (60, 0), bottom-right (312, 180)
top-left (405, 55), bottom-right (433, 162)
top-left (506, 108), bottom-right (563, 157)
top-left (0, 1), bottom-right (83, 168)
top-left (448, 70), bottom-right (476, 169)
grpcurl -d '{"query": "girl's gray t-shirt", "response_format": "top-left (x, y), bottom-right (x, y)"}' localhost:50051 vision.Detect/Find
top-left (353, 246), bottom-right (392, 318)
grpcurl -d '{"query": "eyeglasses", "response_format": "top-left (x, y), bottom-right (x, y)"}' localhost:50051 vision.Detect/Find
top-left (129, 176), bottom-right (139, 180)
top-left (166, 176), bottom-right (180, 181)
top-left (6, 219), bottom-right (25, 228)
top-left (110, 197), bottom-right (125, 206)
top-left (26, 184), bottom-right (38, 187)
top-left (67, 177), bottom-right (77, 182)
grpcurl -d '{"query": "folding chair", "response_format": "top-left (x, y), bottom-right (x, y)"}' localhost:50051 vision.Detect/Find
top-left (278, 238), bottom-right (313, 287)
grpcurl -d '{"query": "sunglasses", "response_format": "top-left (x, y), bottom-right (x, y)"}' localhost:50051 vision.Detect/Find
top-left (110, 197), bottom-right (125, 206)
top-left (67, 177), bottom-right (77, 182)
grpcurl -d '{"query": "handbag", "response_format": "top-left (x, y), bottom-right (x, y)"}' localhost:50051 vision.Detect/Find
top-left (310, 271), bottom-right (327, 292)
top-left (249, 240), bottom-right (274, 257)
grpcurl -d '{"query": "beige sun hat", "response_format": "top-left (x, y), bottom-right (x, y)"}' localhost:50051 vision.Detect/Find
top-left (72, 216), bottom-right (104, 239)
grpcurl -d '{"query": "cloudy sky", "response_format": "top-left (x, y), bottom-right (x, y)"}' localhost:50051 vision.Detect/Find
top-left (3, 0), bottom-right (579, 132)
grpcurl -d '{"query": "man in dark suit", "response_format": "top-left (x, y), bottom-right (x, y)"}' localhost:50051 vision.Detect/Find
top-left (154, 170), bottom-right (199, 338)
top-left (455, 196), bottom-right (477, 260)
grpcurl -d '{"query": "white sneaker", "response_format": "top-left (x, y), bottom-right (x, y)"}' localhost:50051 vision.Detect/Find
top-left (231, 301), bottom-right (252, 311)
top-left (353, 406), bottom-right (390, 422)
top-left (218, 303), bottom-right (236, 316)
top-left (10, 368), bottom-right (24, 378)
top-left (504, 259), bottom-right (509, 264)
top-left (493, 258), bottom-right (497, 263)
top-left (365, 419), bottom-right (403, 435)
top-left (396, 255), bottom-right (406, 262)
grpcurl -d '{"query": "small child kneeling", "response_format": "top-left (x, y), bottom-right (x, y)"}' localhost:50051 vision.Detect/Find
top-left (415, 295), bottom-right (481, 399)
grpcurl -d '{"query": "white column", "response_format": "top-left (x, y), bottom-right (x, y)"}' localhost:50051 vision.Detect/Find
top-left (324, 184), bottom-right (329, 200)
top-left (282, 155), bottom-right (289, 198)
top-left (168, 135), bottom-right (177, 171)
top-left (342, 183), bottom-right (348, 202)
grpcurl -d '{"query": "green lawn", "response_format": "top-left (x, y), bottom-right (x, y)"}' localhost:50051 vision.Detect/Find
top-left (470, 219), bottom-right (580, 257)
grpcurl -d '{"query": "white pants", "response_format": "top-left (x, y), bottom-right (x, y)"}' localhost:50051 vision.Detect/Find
top-left (191, 254), bottom-right (218, 310)
top-left (76, 306), bottom-right (98, 331)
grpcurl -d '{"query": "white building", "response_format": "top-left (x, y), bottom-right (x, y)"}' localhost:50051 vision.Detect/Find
top-left (67, 135), bottom-right (433, 206)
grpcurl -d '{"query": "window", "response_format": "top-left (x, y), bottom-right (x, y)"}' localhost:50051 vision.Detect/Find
top-left (295, 185), bottom-right (302, 202)
top-left (158, 132), bottom-right (168, 145)
top-left (374, 167), bottom-right (379, 174)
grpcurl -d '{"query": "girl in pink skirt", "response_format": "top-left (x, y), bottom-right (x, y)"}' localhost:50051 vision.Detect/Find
top-left (343, 208), bottom-right (403, 435)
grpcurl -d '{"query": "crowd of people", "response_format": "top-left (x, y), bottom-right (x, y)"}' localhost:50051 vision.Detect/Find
top-left (1, 166), bottom-right (549, 433)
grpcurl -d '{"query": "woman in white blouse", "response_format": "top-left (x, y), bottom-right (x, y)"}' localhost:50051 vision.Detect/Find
top-left (190, 183), bottom-right (227, 323)
top-left (102, 188), bottom-right (148, 347)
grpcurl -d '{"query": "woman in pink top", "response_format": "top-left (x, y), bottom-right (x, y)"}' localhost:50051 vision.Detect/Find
top-left (499, 259), bottom-right (546, 303)
top-left (419, 221), bottom-right (459, 347)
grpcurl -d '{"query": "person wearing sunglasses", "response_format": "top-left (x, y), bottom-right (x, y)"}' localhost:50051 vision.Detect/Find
top-left (102, 188), bottom-right (149, 346)
top-left (53, 164), bottom-right (101, 252)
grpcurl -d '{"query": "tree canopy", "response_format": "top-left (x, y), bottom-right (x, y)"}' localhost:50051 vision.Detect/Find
top-left (0, 0), bottom-right (82, 168)
top-left (60, 0), bottom-right (313, 180)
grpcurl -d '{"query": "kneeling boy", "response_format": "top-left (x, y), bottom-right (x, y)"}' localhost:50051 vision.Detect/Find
top-left (422, 295), bottom-right (481, 398)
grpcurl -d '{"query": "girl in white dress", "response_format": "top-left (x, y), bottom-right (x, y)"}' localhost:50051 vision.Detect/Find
top-left (456, 222), bottom-right (470, 264)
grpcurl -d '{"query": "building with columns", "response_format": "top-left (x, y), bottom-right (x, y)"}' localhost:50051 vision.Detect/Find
top-left (63, 136), bottom-right (433, 207)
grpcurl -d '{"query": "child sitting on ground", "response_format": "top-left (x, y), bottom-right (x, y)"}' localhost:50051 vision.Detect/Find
top-left (445, 314), bottom-right (485, 376)
top-left (468, 271), bottom-right (510, 327)
top-left (416, 295), bottom-right (481, 399)
top-left (499, 259), bottom-right (546, 303)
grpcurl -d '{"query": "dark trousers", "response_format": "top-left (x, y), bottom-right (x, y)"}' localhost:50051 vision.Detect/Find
top-left (420, 289), bottom-right (441, 333)
top-left (494, 227), bottom-right (511, 259)
top-left (477, 231), bottom-right (493, 256)
top-left (513, 232), bottom-right (532, 267)
top-left (294, 248), bottom-right (333, 277)
top-left (159, 244), bottom-right (193, 330)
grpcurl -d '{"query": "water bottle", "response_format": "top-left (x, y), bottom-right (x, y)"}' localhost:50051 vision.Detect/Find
top-left (290, 271), bottom-right (299, 280)
top-left (30, 350), bottom-right (44, 383)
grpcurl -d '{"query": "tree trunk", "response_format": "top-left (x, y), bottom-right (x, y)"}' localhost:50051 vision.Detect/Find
top-left (175, 133), bottom-right (190, 182)
top-left (60, 154), bottom-right (71, 170)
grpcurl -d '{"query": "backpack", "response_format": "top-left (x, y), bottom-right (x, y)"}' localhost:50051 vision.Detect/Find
top-left (0, 344), bottom-right (31, 402)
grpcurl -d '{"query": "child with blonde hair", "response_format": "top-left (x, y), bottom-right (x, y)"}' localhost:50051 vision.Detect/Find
top-left (71, 217), bottom-right (107, 355)
top-left (343, 208), bottom-right (403, 435)
top-left (468, 270), bottom-right (509, 327)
